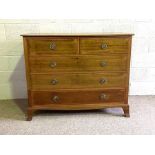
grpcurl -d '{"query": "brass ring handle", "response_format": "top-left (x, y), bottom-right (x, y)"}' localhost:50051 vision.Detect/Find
top-left (101, 43), bottom-right (108, 49)
top-left (100, 61), bottom-right (107, 67)
top-left (99, 78), bottom-right (107, 84)
top-left (100, 93), bottom-right (108, 100)
top-left (52, 96), bottom-right (60, 103)
top-left (50, 42), bottom-right (56, 50)
top-left (49, 62), bottom-right (57, 68)
top-left (51, 79), bottom-right (58, 85)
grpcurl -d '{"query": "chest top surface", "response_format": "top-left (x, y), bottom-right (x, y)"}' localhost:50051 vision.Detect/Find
top-left (21, 33), bottom-right (134, 37)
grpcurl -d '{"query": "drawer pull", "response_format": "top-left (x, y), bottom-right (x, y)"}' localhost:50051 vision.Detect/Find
top-left (100, 61), bottom-right (107, 67)
top-left (99, 78), bottom-right (106, 84)
top-left (50, 42), bottom-right (56, 50)
top-left (52, 96), bottom-right (60, 103)
top-left (51, 79), bottom-right (58, 85)
top-left (49, 62), bottom-right (57, 68)
top-left (100, 93), bottom-right (108, 100)
top-left (101, 43), bottom-right (108, 49)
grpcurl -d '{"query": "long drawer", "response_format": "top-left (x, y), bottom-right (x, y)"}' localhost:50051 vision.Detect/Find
top-left (80, 37), bottom-right (130, 54)
top-left (28, 37), bottom-right (78, 55)
top-left (29, 55), bottom-right (128, 73)
top-left (31, 89), bottom-right (125, 105)
top-left (31, 72), bottom-right (127, 90)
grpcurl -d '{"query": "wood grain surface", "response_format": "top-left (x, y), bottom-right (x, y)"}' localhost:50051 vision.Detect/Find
top-left (22, 34), bottom-right (133, 120)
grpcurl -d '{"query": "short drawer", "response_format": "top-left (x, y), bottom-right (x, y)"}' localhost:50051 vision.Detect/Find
top-left (29, 54), bottom-right (128, 73)
top-left (80, 37), bottom-right (130, 54)
top-left (28, 37), bottom-right (78, 55)
top-left (31, 89), bottom-right (125, 105)
top-left (31, 72), bottom-right (127, 90)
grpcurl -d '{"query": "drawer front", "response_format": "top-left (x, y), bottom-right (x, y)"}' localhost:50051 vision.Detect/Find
top-left (29, 55), bottom-right (128, 73)
top-left (28, 37), bottom-right (78, 55)
top-left (32, 89), bottom-right (125, 105)
top-left (80, 37), bottom-right (130, 54)
top-left (31, 72), bottom-right (127, 90)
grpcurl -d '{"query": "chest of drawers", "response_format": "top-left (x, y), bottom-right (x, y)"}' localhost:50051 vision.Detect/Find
top-left (22, 33), bottom-right (133, 121)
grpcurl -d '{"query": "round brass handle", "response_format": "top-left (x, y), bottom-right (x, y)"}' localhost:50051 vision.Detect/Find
top-left (100, 93), bottom-right (108, 100)
top-left (49, 62), bottom-right (57, 68)
top-left (99, 78), bottom-right (107, 84)
top-left (100, 61), bottom-right (107, 67)
top-left (50, 42), bottom-right (56, 50)
top-left (101, 43), bottom-right (108, 49)
top-left (51, 79), bottom-right (58, 85)
top-left (52, 96), bottom-right (60, 103)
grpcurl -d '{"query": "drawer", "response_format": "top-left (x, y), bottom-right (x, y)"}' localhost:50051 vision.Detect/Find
top-left (31, 72), bottom-right (127, 90)
top-left (80, 37), bottom-right (130, 54)
top-left (28, 37), bottom-right (78, 55)
top-left (29, 54), bottom-right (128, 73)
top-left (31, 89), bottom-right (125, 105)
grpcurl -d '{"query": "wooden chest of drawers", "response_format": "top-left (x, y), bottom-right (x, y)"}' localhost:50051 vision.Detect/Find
top-left (22, 33), bottom-right (133, 121)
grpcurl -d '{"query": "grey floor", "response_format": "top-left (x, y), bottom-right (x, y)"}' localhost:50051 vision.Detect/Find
top-left (0, 96), bottom-right (155, 135)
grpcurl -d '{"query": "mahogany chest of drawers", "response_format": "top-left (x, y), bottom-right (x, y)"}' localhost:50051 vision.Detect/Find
top-left (22, 33), bottom-right (133, 121)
